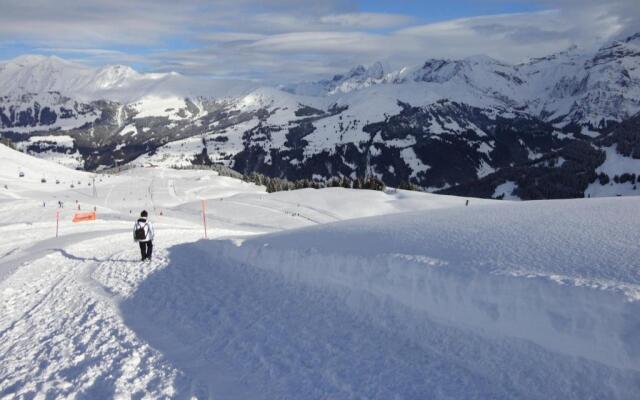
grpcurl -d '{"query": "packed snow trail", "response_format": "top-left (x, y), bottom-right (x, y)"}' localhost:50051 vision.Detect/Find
top-left (1, 225), bottom-right (269, 398)
top-left (0, 232), bottom-right (194, 398)
top-left (0, 228), bottom-right (130, 283)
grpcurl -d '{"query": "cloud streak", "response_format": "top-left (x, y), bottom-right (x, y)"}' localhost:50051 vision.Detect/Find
top-left (0, 0), bottom-right (638, 82)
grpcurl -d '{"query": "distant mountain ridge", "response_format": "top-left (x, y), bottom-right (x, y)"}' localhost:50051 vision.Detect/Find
top-left (1, 32), bottom-right (640, 200)
top-left (285, 33), bottom-right (640, 132)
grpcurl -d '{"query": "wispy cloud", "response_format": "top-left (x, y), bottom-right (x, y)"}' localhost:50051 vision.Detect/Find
top-left (35, 48), bottom-right (126, 56)
top-left (0, 0), bottom-right (638, 82)
top-left (201, 32), bottom-right (268, 43)
top-left (319, 13), bottom-right (414, 29)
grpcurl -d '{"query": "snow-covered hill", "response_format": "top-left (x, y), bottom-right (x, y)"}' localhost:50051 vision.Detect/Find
top-left (1, 145), bottom-right (638, 398)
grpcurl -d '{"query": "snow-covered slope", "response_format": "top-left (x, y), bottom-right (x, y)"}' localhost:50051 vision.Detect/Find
top-left (0, 142), bottom-right (90, 187)
top-left (200, 197), bottom-right (640, 398)
top-left (1, 143), bottom-right (639, 398)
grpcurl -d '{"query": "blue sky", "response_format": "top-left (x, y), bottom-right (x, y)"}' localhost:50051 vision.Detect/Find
top-left (0, 0), bottom-right (637, 82)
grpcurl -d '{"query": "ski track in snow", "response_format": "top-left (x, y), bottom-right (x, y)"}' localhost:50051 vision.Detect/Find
top-left (0, 234), bottom-right (184, 398)
top-left (219, 198), bottom-right (324, 224)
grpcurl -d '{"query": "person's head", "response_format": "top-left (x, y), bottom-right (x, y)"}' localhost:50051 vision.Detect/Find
top-left (140, 210), bottom-right (148, 218)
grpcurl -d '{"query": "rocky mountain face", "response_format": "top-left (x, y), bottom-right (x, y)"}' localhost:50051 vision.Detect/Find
top-left (230, 99), bottom-right (564, 191)
top-left (1, 33), bottom-right (640, 199)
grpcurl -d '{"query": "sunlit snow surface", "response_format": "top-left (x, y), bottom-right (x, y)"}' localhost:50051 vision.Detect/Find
top-left (0, 143), bottom-right (638, 399)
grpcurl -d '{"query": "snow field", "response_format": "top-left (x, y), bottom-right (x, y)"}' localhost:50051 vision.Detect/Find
top-left (1, 143), bottom-right (639, 398)
top-left (191, 197), bottom-right (640, 398)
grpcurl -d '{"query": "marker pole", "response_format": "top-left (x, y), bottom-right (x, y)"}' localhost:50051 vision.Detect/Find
top-left (55, 211), bottom-right (59, 238)
top-left (201, 199), bottom-right (208, 239)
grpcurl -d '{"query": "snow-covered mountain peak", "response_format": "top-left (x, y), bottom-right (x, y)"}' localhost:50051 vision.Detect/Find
top-left (344, 64), bottom-right (366, 78)
top-left (93, 64), bottom-right (141, 89)
top-left (405, 56), bottom-right (517, 87)
top-left (366, 61), bottom-right (385, 78)
top-left (0, 54), bottom-right (92, 96)
top-left (0, 54), bottom-right (249, 102)
top-left (4, 54), bottom-right (71, 68)
top-left (325, 62), bottom-right (387, 93)
top-left (1, 55), bottom-right (88, 78)
top-left (283, 62), bottom-right (389, 96)
top-left (97, 64), bottom-right (138, 76)
top-left (343, 61), bottom-right (385, 80)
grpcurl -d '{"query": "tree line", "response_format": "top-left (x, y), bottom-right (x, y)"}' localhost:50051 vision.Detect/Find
top-left (242, 173), bottom-right (391, 193)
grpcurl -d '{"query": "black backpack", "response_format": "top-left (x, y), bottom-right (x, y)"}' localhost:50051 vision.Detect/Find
top-left (134, 223), bottom-right (146, 241)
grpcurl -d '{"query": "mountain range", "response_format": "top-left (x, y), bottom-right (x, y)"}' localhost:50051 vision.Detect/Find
top-left (1, 32), bottom-right (640, 200)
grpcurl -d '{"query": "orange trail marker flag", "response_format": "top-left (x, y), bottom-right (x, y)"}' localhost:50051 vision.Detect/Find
top-left (72, 211), bottom-right (97, 223)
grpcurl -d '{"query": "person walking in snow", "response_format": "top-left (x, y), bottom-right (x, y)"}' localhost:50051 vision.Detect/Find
top-left (133, 210), bottom-right (155, 261)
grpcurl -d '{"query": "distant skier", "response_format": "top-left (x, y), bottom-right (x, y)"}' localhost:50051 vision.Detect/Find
top-left (133, 210), bottom-right (155, 262)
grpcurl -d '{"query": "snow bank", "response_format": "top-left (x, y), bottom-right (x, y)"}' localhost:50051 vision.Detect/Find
top-left (194, 197), bottom-right (640, 395)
